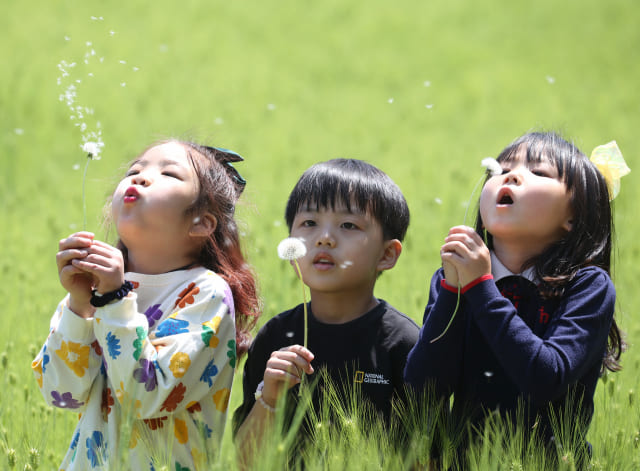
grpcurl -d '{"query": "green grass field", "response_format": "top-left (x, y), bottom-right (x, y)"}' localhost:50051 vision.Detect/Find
top-left (2, 0), bottom-right (639, 468)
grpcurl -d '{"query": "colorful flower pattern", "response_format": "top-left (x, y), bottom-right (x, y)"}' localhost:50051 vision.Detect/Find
top-left (32, 269), bottom-right (236, 470)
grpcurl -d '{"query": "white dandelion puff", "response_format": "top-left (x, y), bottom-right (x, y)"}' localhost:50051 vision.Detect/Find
top-left (545, 75), bottom-right (555, 84)
top-left (267, 103), bottom-right (276, 111)
top-left (423, 80), bottom-right (431, 87)
top-left (277, 237), bottom-right (307, 261)
top-left (73, 164), bottom-right (80, 171)
top-left (14, 128), bottom-right (24, 135)
top-left (481, 157), bottom-right (502, 176)
top-left (82, 141), bottom-right (103, 158)
top-left (425, 104), bottom-right (434, 109)
top-left (387, 97), bottom-right (394, 104)
top-left (434, 197), bottom-right (442, 205)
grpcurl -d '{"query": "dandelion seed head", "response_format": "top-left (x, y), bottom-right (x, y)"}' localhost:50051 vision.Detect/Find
top-left (64, 35), bottom-right (71, 41)
top-left (82, 141), bottom-right (104, 158)
top-left (481, 157), bottom-right (501, 176)
top-left (277, 237), bottom-right (307, 261)
top-left (120, 82), bottom-right (126, 87)
top-left (434, 197), bottom-right (442, 205)
top-left (387, 97), bottom-right (394, 104)
top-left (546, 75), bottom-right (555, 84)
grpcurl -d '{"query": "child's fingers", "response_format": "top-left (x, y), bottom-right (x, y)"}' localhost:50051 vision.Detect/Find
top-left (56, 248), bottom-right (90, 271)
top-left (58, 232), bottom-right (95, 251)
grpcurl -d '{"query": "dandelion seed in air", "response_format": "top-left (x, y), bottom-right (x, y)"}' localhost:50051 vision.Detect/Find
top-left (425, 104), bottom-right (433, 109)
top-left (546, 75), bottom-right (555, 84)
top-left (387, 98), bottom-right (394, 104)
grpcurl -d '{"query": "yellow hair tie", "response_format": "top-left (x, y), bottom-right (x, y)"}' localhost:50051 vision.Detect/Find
top-left (589, 141), bottom-right (630, 200)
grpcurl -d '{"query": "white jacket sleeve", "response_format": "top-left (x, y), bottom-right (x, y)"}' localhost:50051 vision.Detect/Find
top-left (32, 297), bottom-right (103, 411)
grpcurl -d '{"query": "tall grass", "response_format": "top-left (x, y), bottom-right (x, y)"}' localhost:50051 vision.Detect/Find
top-left (2, 0), bottom-right (639, 468)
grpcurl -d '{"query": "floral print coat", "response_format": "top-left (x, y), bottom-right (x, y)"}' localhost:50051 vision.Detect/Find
top-left (32, 267), bottom-right (236, 470)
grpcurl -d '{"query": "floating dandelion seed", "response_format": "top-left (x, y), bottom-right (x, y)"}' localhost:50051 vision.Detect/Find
top-left (434, 197), bottom-right (442, 205)
top-left (278, 237), bottom-right (309, 394)
top-left (425, 104), bottom-right (434, 109)
top-left (58, 16), bottom-right (133, 229)
top-left (387, 98), bottom-right (394, 104)
top-left (423, 80), bottom-right (431, 87)
top-left (267, 103), bottom-right (276, 111)
top-left (545, 75), bottom-right (556, 84)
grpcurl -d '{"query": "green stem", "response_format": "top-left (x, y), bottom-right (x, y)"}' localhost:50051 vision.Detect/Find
top-left (430, 283), bottom-right (461, 343)
top-left (293, 259), bottom-right (308, 394)
top-left (82, 154), bottom-right (91, 230)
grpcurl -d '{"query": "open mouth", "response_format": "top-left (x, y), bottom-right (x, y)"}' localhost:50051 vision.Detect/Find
top-left (313, 253), bottom-right (335, 269)
top-left (496, 189), bottom-right (514, 205)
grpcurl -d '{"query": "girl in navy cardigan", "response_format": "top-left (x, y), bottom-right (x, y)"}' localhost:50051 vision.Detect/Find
top-left (404, 131), bottom-right (628, 468)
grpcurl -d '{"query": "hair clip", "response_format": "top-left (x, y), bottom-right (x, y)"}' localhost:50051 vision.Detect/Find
top-left (205, 146), bottom-right (247, 195)
top-left (589, 141), bottom-right (630, 200)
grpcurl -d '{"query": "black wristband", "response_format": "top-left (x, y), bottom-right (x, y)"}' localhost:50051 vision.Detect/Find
top-left (90, 281), bottom-right (134, 307)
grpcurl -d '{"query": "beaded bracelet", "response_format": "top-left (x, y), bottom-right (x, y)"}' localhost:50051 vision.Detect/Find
top-left (90, 281), bottom-right (134, 307)
top-left (254, 381), bottom-right (277, 413)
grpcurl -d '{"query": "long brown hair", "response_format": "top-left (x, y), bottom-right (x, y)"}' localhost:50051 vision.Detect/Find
top-left (115, 140), bottom-right (261, 359)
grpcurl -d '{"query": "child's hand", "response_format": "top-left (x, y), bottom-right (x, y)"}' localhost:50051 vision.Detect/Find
top-left (441, 260), bottom-right (459, 288)
top-left (261, 345), bottom-right (314, 409)
top-left (57, 232), bottom-right (96, 317)
top-left (440, 225), bottom-right (490, 287)
top-left (71, 239), bottom-right (125, 295)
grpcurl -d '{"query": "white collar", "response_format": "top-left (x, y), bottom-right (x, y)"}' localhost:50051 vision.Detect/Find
top-left (491, 251), bottom-right (537, 283)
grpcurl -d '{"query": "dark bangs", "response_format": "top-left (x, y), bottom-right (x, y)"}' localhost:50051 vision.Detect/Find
top-left (285, 159), bottom-right (410, 241)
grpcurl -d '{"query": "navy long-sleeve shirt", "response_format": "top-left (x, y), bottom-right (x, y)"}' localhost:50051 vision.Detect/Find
top-left (404, 263), bottom-right (615, 446)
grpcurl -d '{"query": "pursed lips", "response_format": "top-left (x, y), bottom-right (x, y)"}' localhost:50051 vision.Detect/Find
top-left (124, 186), bottom-right (140, 203)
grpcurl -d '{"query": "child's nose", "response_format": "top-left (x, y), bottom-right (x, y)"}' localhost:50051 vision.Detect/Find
top-left (131, 174), bottom-right (151, 186)
top-left (315, 229), bottom-right (335, 247)
top-left (503, 168), bottom-right (523, 185)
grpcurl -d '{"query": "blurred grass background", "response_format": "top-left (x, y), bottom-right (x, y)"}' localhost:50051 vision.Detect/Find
top-left (1, 0), bottom-right (639, 468)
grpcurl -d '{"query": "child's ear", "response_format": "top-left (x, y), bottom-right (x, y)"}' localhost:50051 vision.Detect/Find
top-left (377, 239), bottom-right (403, 272)
top-left (189, 213), bottom-right (217, 238)
top-left (562, 218), bottom-right (573, 233)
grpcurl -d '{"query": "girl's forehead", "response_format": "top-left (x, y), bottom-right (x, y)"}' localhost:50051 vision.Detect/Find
top-left (134, 141), bottom-right (190, 166)
top-left (500, 145), bottom-right (554, 165)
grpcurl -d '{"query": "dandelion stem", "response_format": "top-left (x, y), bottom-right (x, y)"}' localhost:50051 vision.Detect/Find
top-left (431, 284), bottom-right (461, 343)
top-left (293, 259), bottom-right (308, 394)
top-left (463, 173), bottom-right (486, 225)
top-left (82, 154), bottom-right (92, 230)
